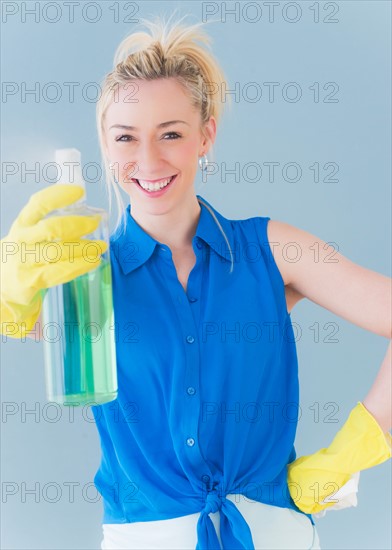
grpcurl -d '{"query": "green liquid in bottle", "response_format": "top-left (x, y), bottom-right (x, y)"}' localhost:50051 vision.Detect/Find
top-left (42, 259), bottom-right (118, 406)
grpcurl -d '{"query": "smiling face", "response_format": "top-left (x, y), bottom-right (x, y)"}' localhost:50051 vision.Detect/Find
top-left (103, 77), bottom-right (216, 216)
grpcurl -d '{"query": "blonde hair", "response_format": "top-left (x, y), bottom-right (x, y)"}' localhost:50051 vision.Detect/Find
top-left (96, 11), bottom-right (234, 272)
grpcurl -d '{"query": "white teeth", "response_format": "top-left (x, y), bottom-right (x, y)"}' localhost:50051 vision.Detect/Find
top-left (138, 176), bottom-right (174, 192)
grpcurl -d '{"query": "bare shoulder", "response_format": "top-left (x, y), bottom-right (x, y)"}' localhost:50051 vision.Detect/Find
top-left (265, 218), bottom-right (340, 286)
top-left (264, 219), bottom-right (311, 310)
top-left (264, 219), bottom-right (311, 287)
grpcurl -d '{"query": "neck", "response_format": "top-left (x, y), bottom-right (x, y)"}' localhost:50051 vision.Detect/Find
top-left (130, 193), bottom-right (202, 250)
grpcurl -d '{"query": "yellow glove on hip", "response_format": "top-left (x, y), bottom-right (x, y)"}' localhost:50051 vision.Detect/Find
top-left (0, 184), bottom-right (108, 339)
top-left (287, 401), bottom-right (392, 514)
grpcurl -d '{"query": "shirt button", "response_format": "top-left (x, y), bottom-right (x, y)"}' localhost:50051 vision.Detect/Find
top-left (188, 297), bottom-right (198, 303)
top-left (202, 474), bottom-right (210, 483)
top-left (186, 438), bottom-right (195, 447)
top-left (196, 241), bottom-right (203, 249)
top-left (186, 335), bottom-right (195, 344)
top-left (187, 386), bottom-right (196, 395)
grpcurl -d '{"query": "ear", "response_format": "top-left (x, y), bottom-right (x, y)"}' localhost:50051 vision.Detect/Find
top-left (200, 116), bottom-right (217, 155)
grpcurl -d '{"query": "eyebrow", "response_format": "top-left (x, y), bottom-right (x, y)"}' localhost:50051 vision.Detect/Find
top-left (109, 120), bottom-right (190, 131)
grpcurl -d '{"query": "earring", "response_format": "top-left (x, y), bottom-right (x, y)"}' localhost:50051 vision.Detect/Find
top-left (198, 154), bottom-right (209, 172)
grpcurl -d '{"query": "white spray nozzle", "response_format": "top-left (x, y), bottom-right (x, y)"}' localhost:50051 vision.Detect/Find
top-left (55, 148), bottom-right (85, 192)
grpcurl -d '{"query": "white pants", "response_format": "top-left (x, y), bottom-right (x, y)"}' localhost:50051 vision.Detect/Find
top-left (100, 494), bottom-right (321, 549)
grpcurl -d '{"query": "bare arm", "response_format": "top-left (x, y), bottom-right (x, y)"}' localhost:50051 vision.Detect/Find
top-left (267, 219), bottom-right (392, 432)
top-left (363, 341), bottom-right (392, 433)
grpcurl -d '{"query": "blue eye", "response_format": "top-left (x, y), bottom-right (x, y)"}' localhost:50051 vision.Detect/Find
top-left (116, 135), bottom-right (132, 142)
top-left (163, 132), bottom-right (181, 140)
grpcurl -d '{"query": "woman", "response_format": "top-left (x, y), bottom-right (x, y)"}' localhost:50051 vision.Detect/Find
top-left (1, 14), bottom-right (391, 550)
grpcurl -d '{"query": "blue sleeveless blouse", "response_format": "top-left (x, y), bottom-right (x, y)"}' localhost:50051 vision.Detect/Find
top-left (91, 195), bottom-right (314, 549)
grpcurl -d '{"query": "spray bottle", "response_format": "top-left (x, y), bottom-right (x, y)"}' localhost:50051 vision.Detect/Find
top-left (41, 148), bottom-right (118, 406)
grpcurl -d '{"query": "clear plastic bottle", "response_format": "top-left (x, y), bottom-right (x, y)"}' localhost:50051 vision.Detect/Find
top-left (41, 148), bottom-right (118, 406)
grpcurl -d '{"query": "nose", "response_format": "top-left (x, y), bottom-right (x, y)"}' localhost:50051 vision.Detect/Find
top-left (134, 140), bottom-right (163, 178)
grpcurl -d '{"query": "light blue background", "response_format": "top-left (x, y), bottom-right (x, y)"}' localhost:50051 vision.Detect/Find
top-left (1, 1), bottom-right (391, 549)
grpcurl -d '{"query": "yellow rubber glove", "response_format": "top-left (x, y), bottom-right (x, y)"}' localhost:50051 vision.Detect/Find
top-left (0, 184), bottom-right (108, 339)
top-left (287, 401), bottom-right (392, 514)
